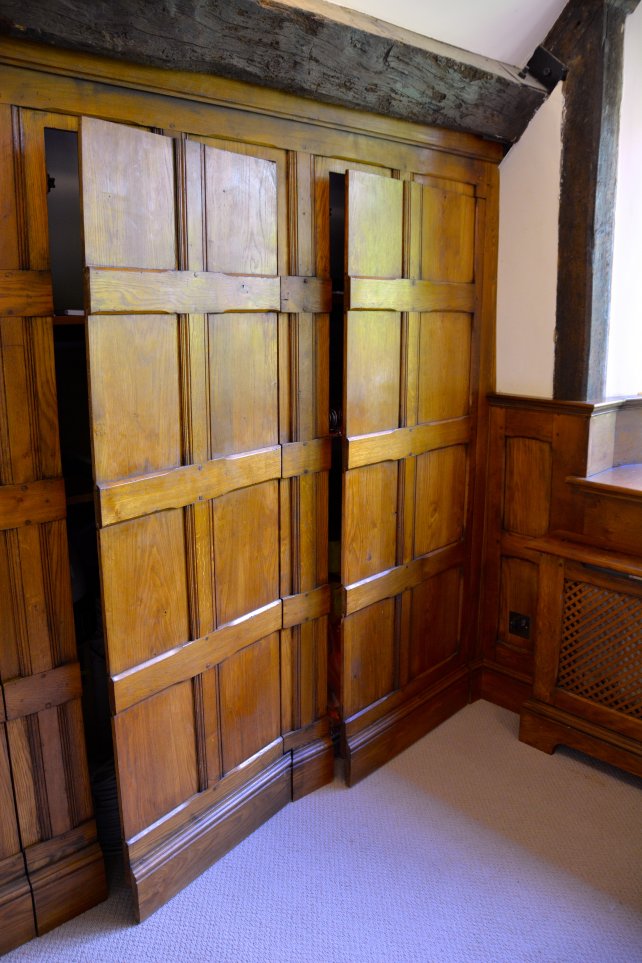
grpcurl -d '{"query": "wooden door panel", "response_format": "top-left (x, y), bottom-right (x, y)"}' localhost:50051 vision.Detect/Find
top-left (88, 315), bottom-right (182, 480)
top-left (345, 310), bottom-right (400, 436)
top-left (208, 313), bottom-right (278, 456)
top-left (100, 510), bottom-right (190, 675)
top-left (343, 463), bottom-right (398, 585)
top-left (212, 481), bottom-right (280, 625)
top-left (114, 681), bottom-right (199, 839)
top-left (342, 600), bottom-right (396, 717)
top-left (414, 445), bottom-right (468, 556)
top-left (420, 184), bottom-right (475, 282)
top-left (409, 567), bottom-right (463, 678)
top-left (418, 312), bottom-right (472, 422)
top-left (219, 632), bottom-right (281, 772)
top-left (346, 173), bottom-right (403, 278)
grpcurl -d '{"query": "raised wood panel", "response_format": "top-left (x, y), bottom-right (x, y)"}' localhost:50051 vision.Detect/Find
top-left (342, 599), bottom-right (396, 718)
top-left (346, 171), bottom-right (403, 278)
top-left (417, 313), bottom-right (472, 422)
top-left (503, 437), bottom-right (552, 537)
top-left (414, 445), bottom-right (467, 556)
top-left (81, 116), bottom-right (176, 269)
top-left (87, 314), bottom-right (182, 481)
top-left (100, 510), bottom-right (190, 675)
top-left (344, 311), bottom-right (401, 437)
top-left (499, 556), bottom-right (539, 653)
top-left (113, 681), bottom-right (199, 839)
top-left (420, 185), bottom-right (475, 282)
top-left (342, 463), bottom-right (398, 584)
top-left (409, 566), bottom-right (463, 679)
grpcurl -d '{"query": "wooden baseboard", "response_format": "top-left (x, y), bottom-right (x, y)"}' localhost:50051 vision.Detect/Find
top-left (292, 736), bottom-right (334, 800)
top-left (24, 822), bottom-right (107, 936)
top-left (519, 699), bottom-right (642, 778)
top-left (0, 854), bottom-right (36, 954)
top-left (470, 662), bottom-right (533, 713)
top-left (343, 670), bottom-right (469, 786)
top-left (130, 754), bottom-right (292, 922)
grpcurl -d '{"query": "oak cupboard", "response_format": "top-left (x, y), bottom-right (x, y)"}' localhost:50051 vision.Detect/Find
top-left (0, 37), bottom-right (501, 947)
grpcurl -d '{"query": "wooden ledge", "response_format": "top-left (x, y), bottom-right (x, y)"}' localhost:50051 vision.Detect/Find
top-left (568, 463), bottom-right (642, 502)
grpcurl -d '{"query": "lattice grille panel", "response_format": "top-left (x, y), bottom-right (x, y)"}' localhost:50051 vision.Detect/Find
top-left (559, 578), bottom-right (642, 719)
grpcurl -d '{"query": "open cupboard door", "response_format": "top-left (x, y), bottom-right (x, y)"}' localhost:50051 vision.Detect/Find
top-left (79, 116), bottom-right (324, 919)
top-left (336, 168), bottom-right (483, 783)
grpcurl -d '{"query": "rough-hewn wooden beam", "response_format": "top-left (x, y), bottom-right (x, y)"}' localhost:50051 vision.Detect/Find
top-left (546, 0), bottom-right (640, 401)
top-left (0, 0), bottom-right (547, 144)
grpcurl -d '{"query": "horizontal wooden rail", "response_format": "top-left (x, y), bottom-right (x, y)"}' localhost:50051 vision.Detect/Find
top-left (97, 447), bottom-right (281, 526)
top-left (347, 277), bottom-right (475, 313)
top-left (280, 276), bottom-right (332, 313)
top-left (0, 478), bottom-right (66, 530)
top-left (282, 584), bottom-right (331, 629)
top-left (2, 663), bottom-right (82, 721)
top-left (282, 437), bottom-right (332, 478)
top-left (0, 270), bottom-right (53, 316)
top-left (111, 601), bottom-right (282, 713)
top-left (345, 418), bottom-right (470, 470)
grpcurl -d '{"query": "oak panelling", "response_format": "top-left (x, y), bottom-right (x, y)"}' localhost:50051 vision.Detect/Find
top-left (100, 510), bottom-right (190, 675)
top-left (212, 482), bottom-right (280, 626)
top-left (347, 278), bottom-right (474, 314)
top-left (345, 418), bottom-right (471, 471)
top-left (503, 437), bottom-right (553, 537)
top-left (342, 462), bottom-right (398, 585)
top-left (0, 103), bottom-right (19, 270)
top-left (346, 172), bottom-right (403, 278)
top-left (342, 600), bottom-right (396, 718)
top-left (86, 267), bottom-right (280, 314)
top-left (0, 271), bottom-right (53, 316)
top-left (113, 681), bottom-right (199, 839)
top-left (414, 445), bottom-right (467, 556)
top-left (81, 117), bottom-right (176, 270)
top-left (498, 557), bottom-right (539, 655)
top-left (87, 314), bottom-right (181, 482)
top-left (280, 275), bottom-right (332, 313)
top-left (281, 438), bottom-right (331, 479)
top-left (3, 663), bottom-right (82, 720)
top-left (418, 313), bottom-right (472, 422)
top-left (219, 632), bottom-right (281, 772)
top-left (0, 478), bottom-right (66, 530)
top-left (409, 567), bottom-right (463, 679)
top-left (345, 311), bottom-right (401, 437)
top-left (420, 184), bottom-right (475, 282)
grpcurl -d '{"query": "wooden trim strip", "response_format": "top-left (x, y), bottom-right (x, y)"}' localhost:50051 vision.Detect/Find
top-left (0, 479), bottom-right (66, 531)
top-left (281, 437), bottom-right (332, 478)
top-left (346, 418), bottom-right (470, 470)
top-left (0, 270), bottom-right (53, 316)
top-left (3, 663), bottom-right (82, 721)
top-left (86, 268), bottom-right (280, 314)
top-left (347, 277), bottom-right (475, 313)
top-left (339, 543), bottom-right (464, 616)
top-left (280, 276), bottom-right (332, 313)
top-left (111, 600), bottom-right (282, 713)
top-left (97, 446), bottom-right (281, 526)
top-left (282, 584), bottom-right (331, 629)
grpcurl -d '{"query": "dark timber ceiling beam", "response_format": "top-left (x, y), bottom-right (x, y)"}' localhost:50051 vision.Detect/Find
top-left (0, 0), bottom-right (548, 144)
top-left (545, 0), bottom-right (641, 401)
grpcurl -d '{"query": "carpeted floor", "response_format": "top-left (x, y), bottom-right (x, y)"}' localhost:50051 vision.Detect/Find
top-left (6, 700), bottom-right (642, 963)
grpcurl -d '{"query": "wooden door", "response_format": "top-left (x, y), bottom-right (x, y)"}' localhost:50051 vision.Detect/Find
top-left (80, 118), bottom-right (331, 919)
top-left (0, 106), bottom-right (106, 952)
top-left (337, 168), bottom-right (481, 783)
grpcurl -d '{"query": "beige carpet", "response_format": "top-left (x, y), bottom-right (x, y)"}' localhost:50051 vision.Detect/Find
top-left (6, 700), bottom-right (642, 962)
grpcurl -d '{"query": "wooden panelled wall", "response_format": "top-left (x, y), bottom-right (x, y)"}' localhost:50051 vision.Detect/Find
top-left (0, 38), bottom-right (501, 946)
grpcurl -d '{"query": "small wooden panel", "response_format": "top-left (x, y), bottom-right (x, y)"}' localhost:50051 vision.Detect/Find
top-left (3, 663), bottom-right (82, 720)
top-left (97, 446), bottom-right (281, 526)
top-left (213, 481), bottom-right (280, 625)
top-left (342, 462), bottom-right (398, 584)
top-left (87, 314), bottom-right (181, 482)
top-left (504, 437), bottom-right (553, 537)
top-left (418, 313), bottom-right (472, 422)
top-left (342, 599), bottom-right (396, 717)
top-left (409, 567), bottom-right (463, 679)
top-left (345, 310), bottom-right (401, 436)
top-left (280, 275), bottom-right (332, 313)
top-left (346, 418), bottom-right (470, 470)
top-left (100, 510), bottom-right (190, 675)
top-left (499, 556), bottom-right (539, 652)
top-left (346, 171), bottom-right (403, 278)
top-left (111, 601), bottom-right (282, 713)
top-left (0, 270), bottom-right (52, 317)
top-left (86, 267), bottom-right (280, 314)
top-left (414, 445), bottom-right (467, 556)
top-left (421, 185), bottom-right (475, 282)
top-left (114, 681), bottom-right (199, 839)
top-left (281, 437), bottom-right (332, 478)
top-left (0, 479), bottom-right (66, 530)
top-left (347, 277), bottom-right (474, 313)
top-left (81, 117), bottom-right (176, 269)
top-left (219, 632), bottom-right (281, 773)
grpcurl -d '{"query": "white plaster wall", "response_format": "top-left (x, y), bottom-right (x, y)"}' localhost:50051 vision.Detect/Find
top-left (606, 3), bottom-right (642, 399)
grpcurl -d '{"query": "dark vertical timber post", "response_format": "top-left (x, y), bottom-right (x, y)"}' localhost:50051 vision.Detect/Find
top-left (545, 0), bottom-right (640, 401)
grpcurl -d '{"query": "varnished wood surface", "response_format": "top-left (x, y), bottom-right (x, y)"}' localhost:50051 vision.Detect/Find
top-left (0, 270), bottom-right (53, 316)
